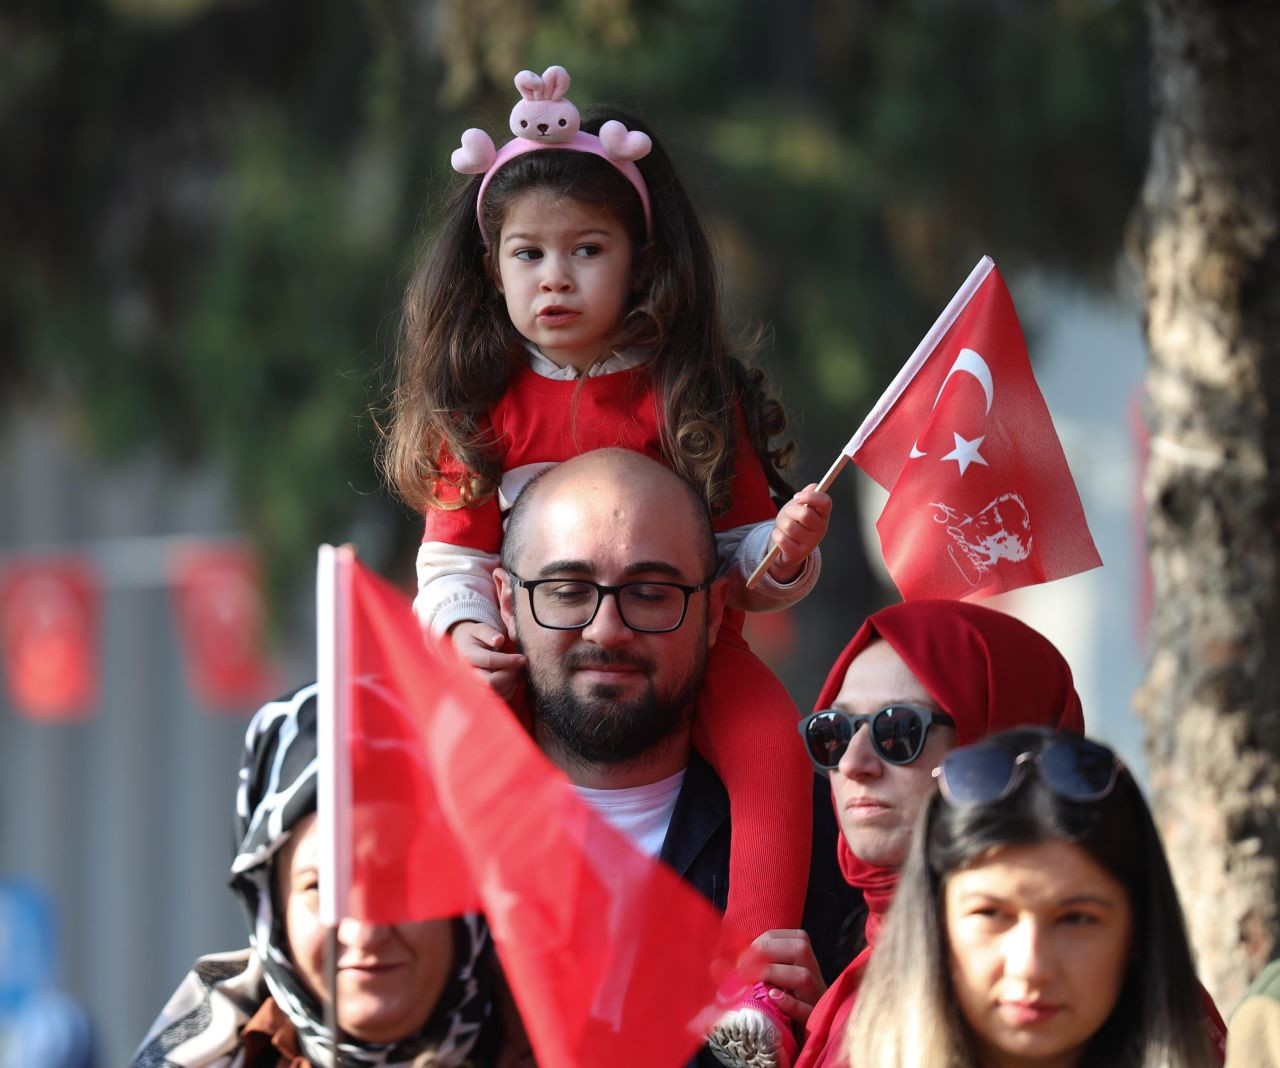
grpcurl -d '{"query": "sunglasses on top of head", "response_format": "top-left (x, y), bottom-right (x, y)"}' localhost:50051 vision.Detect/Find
top-left (932, 735), bottom-right (1122, 807)
top-left (797, 704), bottom-right (957, 771)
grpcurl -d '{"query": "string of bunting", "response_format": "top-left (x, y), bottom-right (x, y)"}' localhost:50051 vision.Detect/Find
top-left (0, 537), bottom-right (278, 721)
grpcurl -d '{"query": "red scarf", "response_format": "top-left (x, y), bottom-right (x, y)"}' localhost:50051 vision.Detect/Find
top-left (795, 600), bottom-right (1084, 1068)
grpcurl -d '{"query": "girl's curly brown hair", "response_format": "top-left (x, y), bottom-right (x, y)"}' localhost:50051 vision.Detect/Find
top-left (379, 106), bottom-right (795, 520)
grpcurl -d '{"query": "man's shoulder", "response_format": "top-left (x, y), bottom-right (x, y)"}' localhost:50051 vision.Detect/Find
top-left (663, 750), bottom-right (853, 871)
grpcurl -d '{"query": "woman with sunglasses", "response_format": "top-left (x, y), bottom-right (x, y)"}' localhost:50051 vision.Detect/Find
top-left (793, 600), bottom-right (1086, 1068)
top-left (845, 727), bottom-right (1223, 1067)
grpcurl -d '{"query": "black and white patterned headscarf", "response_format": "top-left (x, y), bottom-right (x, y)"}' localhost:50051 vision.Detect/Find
top-left (133, 684), bottom-right (494, 1068)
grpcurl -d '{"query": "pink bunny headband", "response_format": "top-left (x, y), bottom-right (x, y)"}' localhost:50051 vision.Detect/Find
top-left (451, 65), bottom-right (653, 244)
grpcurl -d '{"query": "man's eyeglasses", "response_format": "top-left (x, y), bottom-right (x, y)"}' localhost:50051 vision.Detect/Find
top-left (932, 736), bottom-right (1121, 807)
top-left (511, 576), bottom-right (711, 633)
top-left (797, 705), bottom-right (956, 770)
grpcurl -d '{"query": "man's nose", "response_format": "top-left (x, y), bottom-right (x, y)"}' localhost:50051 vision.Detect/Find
top-left (581, 591), bottom-right (633, 648)
top-left (836, 721), bottom-right (883, 779)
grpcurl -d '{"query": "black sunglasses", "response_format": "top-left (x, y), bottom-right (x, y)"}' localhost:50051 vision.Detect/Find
top-left (797, 705), bottom-right (957, 770)
top-left (932, 735), bottom-right (1121, 807)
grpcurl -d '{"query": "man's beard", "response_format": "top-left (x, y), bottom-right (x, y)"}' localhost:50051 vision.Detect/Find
top-left (525, 644), bottom-right (705, 767)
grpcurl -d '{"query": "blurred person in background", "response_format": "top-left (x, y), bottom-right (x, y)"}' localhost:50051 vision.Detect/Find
top-left (845, 727), bottom-right (1221, 1067)
top-left (3, 989), bottom-right (96, 1068)
top-left (130, 685), bottom-right (504, 1067)
top-left (1225, 956), bottom-right (1280, 1068)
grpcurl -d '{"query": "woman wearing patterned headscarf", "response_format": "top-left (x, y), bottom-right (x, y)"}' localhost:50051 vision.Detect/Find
top-left (131, 684), bottom-right (499, 1067)
top-left (792, 600), bottom-right (1086, 1068)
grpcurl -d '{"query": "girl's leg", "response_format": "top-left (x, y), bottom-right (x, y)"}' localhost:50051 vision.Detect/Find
top-left (693, 619), bottom-right (813, 940)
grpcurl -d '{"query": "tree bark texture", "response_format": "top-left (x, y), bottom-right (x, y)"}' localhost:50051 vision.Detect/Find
top-left (1134, 0), bottom-right (1280, 1008)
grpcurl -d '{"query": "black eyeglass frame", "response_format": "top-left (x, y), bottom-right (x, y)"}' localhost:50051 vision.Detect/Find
top-left (796, 704), bottom-right (957, 771)
top-left (511, 576), bottom-right (713, 634)
top-left (931, 737), bottom-right (1123, 807)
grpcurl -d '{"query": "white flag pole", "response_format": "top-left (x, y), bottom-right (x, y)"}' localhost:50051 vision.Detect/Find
top-left (745, 256), bottom-right (995, 590)
top-left (316, 543), bottom-right (354, 1061)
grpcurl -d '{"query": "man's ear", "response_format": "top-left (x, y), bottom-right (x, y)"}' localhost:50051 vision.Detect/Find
top-left (494, 566), bottom-right (517, 634)
top-left (704, 577), bottom-right (729, 649)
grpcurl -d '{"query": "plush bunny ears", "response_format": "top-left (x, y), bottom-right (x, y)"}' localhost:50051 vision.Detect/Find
top-left (450, 65), bottom-right (653, 243)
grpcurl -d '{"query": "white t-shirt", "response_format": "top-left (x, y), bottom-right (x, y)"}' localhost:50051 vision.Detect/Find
top-left (573, 768), bottom-right (687, 858)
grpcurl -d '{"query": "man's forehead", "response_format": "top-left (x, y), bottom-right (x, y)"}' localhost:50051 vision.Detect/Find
top-left (520, 483), bottom-right (704, 579)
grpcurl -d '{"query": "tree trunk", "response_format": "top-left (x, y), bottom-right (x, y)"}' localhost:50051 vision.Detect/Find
top-left (1134, 0), bottom-right (1280, 1008)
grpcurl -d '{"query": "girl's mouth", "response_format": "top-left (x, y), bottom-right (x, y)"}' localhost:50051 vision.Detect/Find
top-left (538, 306), bottom-right (579, 324)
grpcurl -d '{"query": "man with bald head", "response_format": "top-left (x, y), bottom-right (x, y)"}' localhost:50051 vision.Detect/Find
top-left (492, 449), bottom-right (862, 1068)
top-left (496, 449), bottom-right (721, 789)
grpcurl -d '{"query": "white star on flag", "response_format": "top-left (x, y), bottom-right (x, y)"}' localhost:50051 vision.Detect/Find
top-left (941, 432), bottom-right (988, 476)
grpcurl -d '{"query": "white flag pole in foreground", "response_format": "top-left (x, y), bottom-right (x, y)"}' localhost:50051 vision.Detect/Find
top-left (316, 543), bottom-right (354, 1056)
top-left (746, 256), bottom-right (996, 590)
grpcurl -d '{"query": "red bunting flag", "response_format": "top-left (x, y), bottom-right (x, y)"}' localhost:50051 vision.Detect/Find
top-left (171, 543), bottom-right (278, 712)
top-left (316, 546), bottom-right (749, 1068)
top-left (0, 558), bottom-right (99, 721)
top-left (847, 257), bottom-right (1101, 600)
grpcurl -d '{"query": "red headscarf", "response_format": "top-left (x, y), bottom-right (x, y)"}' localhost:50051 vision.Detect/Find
top-left (795, 599), bottom-right (1084, 1068)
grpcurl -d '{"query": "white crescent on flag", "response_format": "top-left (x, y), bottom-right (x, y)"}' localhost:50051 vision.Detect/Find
top-left (909, 347), bottom-right (996, 458)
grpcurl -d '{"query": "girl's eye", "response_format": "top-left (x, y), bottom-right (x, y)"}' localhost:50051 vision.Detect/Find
top-left (1059, 910), bottom-right (1100, 927)
top-left (573, 244), bottom-right (602, 258)
top-left (514, 248), bottom-right (543, 261)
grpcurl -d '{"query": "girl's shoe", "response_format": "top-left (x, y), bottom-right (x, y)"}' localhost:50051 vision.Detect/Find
top-left (706, 982), bottom-right (797, 1068)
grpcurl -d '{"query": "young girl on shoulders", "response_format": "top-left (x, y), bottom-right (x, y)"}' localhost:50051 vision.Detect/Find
top-left (382, 65), bottom-right (830, 1068)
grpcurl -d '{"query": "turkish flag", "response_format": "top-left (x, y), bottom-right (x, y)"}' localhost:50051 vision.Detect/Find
top-left (0, 559), bottom-right (98, 721)
top-left (171, 544), bottom-right (278, 712)
top-left (318, 547), bottom-right (750, 1068)
top-left (849, 258), bottom-right (1101, 600)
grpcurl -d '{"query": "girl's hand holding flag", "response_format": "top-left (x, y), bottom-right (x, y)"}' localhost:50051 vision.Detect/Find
top-left (749, 256), bottom-right (1100, 600)
top-left (766, 485), bottom-right (833, 584)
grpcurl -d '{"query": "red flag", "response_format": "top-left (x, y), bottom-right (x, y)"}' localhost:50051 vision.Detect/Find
top-left (0, 558), bottom-right (98, 721)
top-left (849, 257), bottom-right (1101, 600)
top-left (317, 546), bottom-right (749, 1068)
top-left (171, 543), bottom-right (278, 712)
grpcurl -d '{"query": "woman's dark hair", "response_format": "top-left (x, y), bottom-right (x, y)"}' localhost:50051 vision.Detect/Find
top-left (847, 726), bottom-right (1216, 1067)
top-left (379, 105), bottom-right (794, 517)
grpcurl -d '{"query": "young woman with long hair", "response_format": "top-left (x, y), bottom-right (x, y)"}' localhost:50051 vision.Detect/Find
top-left (845, 726), bottom-right (1222, 1068)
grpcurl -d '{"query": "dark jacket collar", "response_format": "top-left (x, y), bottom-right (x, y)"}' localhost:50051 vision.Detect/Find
top-left (658, 749), bottom-right (727, 878)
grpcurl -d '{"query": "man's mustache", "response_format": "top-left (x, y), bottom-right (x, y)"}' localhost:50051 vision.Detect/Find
top-left (562, 648), bottom-right (656, 673)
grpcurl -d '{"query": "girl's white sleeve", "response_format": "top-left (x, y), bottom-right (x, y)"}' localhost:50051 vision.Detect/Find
top-left (717, 520), bottom-right (821, 612)
top-left (414, 542), bottom-right (504, 636)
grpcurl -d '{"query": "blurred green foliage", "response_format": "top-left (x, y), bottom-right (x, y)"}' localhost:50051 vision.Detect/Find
top-left (1, 0), bottom-right (1148, 657)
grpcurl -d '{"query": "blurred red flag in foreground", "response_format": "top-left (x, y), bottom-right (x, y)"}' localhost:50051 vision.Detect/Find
top-left (0, 558), bottom-right (98, 721)
top-left (317, 546), bottom-right (748, 1068)
top-left (848, 257), bottom-right (1101, 600)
